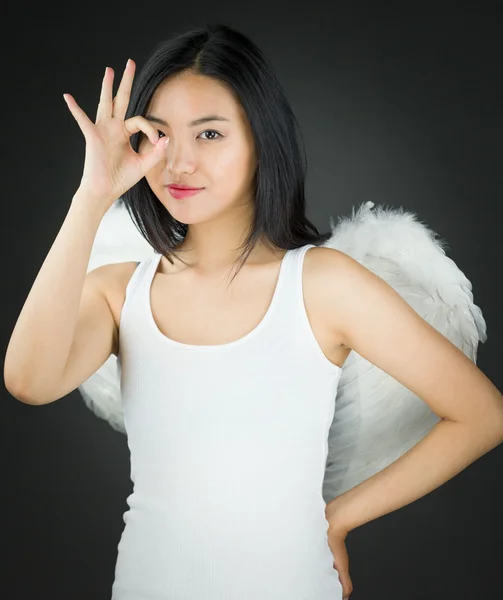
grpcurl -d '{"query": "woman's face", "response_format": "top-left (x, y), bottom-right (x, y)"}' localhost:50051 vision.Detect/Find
top-left (138, 71), bottom-right (258, 224)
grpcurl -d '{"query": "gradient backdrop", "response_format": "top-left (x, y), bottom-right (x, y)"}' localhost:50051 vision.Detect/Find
top-left (1, 2), bottom-right (501, 599)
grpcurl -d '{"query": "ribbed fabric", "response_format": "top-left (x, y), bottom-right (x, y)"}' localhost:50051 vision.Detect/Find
top-left (112, 244), bottom-right (343, 600)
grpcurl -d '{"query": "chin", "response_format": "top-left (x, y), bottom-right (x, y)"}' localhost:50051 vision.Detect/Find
top-left (162, 200), bottom-right (219, 225)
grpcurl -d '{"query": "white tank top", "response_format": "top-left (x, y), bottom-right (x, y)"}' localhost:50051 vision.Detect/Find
top-left (112, 243), bottom-right (344, 600)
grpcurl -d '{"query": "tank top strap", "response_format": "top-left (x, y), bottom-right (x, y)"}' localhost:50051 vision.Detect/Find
top-left (274, 243), bottom-right (316, 313)
top-left (271, 243), bottom-right (340, 375)
top-left (119, 254), bottom-right (160, 331)
top-left (124, 255), bottom-right (155, 299)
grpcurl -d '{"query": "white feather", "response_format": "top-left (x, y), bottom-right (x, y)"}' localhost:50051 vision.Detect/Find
top-left (320, 201), bottom-right (486, 503)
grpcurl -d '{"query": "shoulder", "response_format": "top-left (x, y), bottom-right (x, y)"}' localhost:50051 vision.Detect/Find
top-left (306, 245), bottom-right (419, 352)
top-left (90, 260), bottom-right (141, 293)
top-left (304, 245), bottom-right (361, 285)
top-left (302, 246), bottom-right (351, 348)
top-left (304, 245), bottom-right (349, 269)
top-left (303, 245), bottom-right (383, 347)
top-left (305, 244), bottom-right (379, 284)
top-left (91, 261), bottom-right (142, 329)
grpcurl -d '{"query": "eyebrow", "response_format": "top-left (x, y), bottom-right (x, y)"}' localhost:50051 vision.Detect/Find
top-left (145, 114), bottom-right (230, 127)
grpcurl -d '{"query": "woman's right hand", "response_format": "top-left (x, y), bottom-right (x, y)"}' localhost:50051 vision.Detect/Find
top-left (63, 58), bottom-right (169, 213)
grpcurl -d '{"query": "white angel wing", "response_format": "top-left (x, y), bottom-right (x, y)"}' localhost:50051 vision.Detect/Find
top-left (77, 199), bottom-right (156, 434)
top-left (320, 201), bottom-right (487, 504)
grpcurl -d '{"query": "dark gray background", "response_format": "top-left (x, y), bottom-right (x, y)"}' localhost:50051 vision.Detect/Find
top-left (1, 2), bottom-right (501, 599)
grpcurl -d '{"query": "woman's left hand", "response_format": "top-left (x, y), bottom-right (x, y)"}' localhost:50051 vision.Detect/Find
top-left (325, 501), bottom-right (353, 599)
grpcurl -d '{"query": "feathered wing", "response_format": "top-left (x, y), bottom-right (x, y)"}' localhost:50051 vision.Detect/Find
top-left (320, 201), bottom-right (487, 505)
top-left (77, 199), bottom-right (156, 434)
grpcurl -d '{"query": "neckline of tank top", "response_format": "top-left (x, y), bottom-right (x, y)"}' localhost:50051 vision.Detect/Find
top-left (143, 245), bottom-right (313, 351)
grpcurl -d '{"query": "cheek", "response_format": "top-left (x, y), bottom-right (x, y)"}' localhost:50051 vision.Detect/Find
top-left (144, 162), bottom-right (163, 186)
top-left (143, 163), bottom-right (164, 195)
top-left (211, 143), bottom-right (254, 182)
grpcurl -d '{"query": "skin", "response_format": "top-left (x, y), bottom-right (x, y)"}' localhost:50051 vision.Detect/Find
top-left (138, 70), bottom-right (280, 278)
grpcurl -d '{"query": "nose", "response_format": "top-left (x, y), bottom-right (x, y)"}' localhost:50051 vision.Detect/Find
top-left (163, 136), bottom-right (196, 175)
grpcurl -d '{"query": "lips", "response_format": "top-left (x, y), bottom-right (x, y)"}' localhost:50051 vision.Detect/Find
top-left (167, 186), bottom-right (204, 200)
top-left (167, 184), bottom-right (203, 190)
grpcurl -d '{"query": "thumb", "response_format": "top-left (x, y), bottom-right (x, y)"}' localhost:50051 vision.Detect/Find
top-left (140, 136), bottom-right (170, 172)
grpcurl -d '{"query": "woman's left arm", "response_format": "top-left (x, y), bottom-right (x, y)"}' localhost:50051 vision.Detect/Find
top-left (320, 249), bottom-right (503, 533)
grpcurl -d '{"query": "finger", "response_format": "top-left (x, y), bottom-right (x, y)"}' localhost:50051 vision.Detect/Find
top-left (124, 115), bottom-right (161, 146)
top-left (337, 567), bottom-right (353, 599)
top-left (96, 66), bottom-right (114, 122)
top-left (63, 93), bottom-right (95, 139)
top-left (330, 538), bottom-right (353, 598)
top-left (112, 58), bottom-right (135, 120)
top-left (139, 136), bottom-right (170, 173)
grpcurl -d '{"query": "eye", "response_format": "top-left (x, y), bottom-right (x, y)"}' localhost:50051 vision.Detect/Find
top-left (198, 129), bottom-right (222, 141)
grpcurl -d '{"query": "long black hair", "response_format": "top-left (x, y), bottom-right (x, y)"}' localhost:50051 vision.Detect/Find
top-left (121, 22), bottom-right (333, 286)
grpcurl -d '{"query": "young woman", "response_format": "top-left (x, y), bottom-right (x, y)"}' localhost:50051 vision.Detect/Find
top-left (5, 22), bottom-right (503, 600)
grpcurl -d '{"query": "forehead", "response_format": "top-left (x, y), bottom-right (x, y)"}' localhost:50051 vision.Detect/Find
top-left (147, 72), bottom-right (245, 121)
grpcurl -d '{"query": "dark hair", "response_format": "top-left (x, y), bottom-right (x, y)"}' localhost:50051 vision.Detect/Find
top-left (120, 21), bottom-right (333, 287)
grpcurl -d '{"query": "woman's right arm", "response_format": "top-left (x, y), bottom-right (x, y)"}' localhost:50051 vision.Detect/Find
top-left (3, 191), bottom-right (116, 405)
top-left (4, 59), bottom-right (169, 404)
